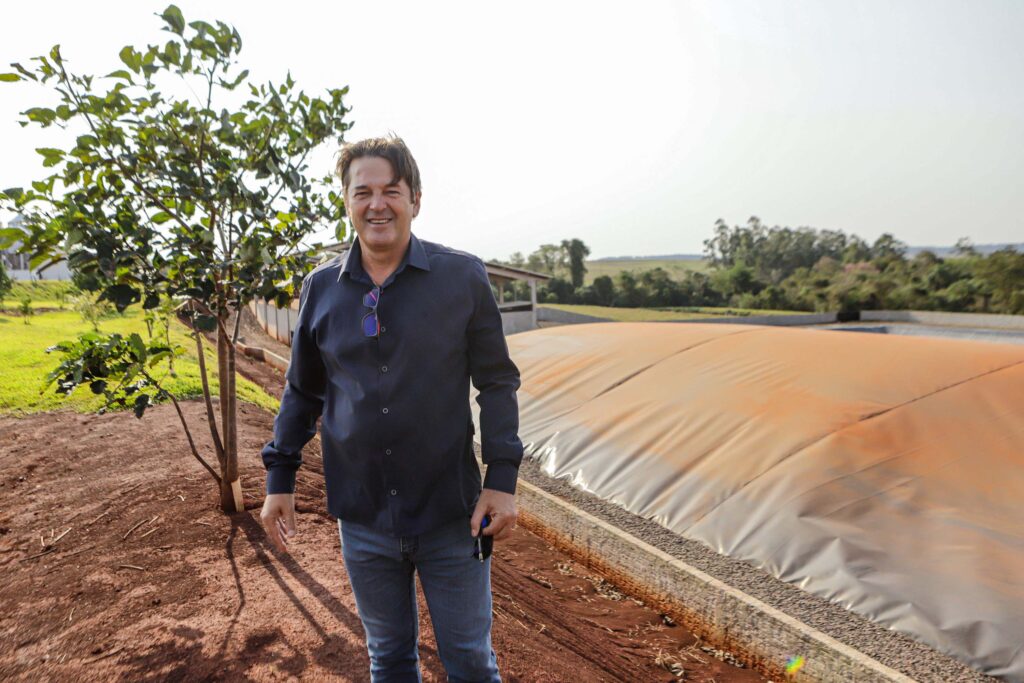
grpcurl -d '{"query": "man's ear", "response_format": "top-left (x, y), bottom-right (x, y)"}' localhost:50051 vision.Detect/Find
top-left (412, 191), bottom-right (422, 219)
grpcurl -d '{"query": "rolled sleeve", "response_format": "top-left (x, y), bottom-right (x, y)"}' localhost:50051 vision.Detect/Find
top-left (261, 276), bottom-right (325, 494)
top-left (467, 260), bottom-right (524, 494)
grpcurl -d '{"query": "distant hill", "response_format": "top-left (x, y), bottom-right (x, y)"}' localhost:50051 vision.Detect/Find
top-left (591, 253), bottom-right (704, 262)
top-left (582, 258), bottom-right (709, 284)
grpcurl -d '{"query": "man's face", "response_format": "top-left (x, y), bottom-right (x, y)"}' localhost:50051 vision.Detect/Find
top-left (345, 156), bottom-right (421, 254)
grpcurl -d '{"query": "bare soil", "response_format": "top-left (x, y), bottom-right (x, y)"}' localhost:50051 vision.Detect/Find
top-left (0, 349), bottom-right (767, 682)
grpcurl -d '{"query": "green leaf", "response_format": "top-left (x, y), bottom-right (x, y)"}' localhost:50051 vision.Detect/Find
top-left (143, 293), bottom-right (160, 309)
top-left (89, 379), bottom-right (107, 395)
top-left (35, 147), bottom-right (64, 167)
top-left (194, 314), bottom-right (217, 332)
top-left (10, 63), bottom-right (37, 81)
top-left (164, 40), bottom-right (181, 65)
top-left (99, 284), bottom-right (141, 312)
top-left (128, 333), bottom-right (147, 363)
top-left (148, 350), bottom-right (171, 367)
top-left (119, 46), bottom-right (141, 73)
top-left (0, 73), bottom-right (21, 82)
top-left (106, 69), bottom-right (135, 83)
top-left (24, 107), bottom-right (56, 126)
top-left (150, 211), bottom-right (173, 224)
top-left (133, 393), bottom-right (150, 419)
top-left (161, 5), bottom-right (186, 34)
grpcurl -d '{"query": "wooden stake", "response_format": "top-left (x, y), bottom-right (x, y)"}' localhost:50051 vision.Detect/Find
top-left (118, 564), bottom-right (145, 571)
top-left (231, 478), bottom-right (244, 513)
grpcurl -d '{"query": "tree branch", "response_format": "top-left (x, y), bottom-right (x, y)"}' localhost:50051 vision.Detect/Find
top-left (166, 392), bottom-right (222, 485)
top-left (189, 307), bottom-right (226, 471)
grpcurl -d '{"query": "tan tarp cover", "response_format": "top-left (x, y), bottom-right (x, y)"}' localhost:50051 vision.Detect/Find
top-left (502, 323), bottom-right (1024, 679)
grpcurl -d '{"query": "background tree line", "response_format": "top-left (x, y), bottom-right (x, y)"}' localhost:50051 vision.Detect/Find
top-left (499, 217), bottom-right (1024, 315)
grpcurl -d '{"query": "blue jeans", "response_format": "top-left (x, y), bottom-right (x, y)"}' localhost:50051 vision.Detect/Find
top-left (339, 516), bottom-right (501, 683)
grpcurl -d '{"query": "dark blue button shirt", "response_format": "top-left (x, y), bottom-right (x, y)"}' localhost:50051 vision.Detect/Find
top-left (261, 234), bottom-right (523, 536)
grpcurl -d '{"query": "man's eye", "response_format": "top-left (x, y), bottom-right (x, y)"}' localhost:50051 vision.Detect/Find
top-left (386, 190), bottom-right (400, 196)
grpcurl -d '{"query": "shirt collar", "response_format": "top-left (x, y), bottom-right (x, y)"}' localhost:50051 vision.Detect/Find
top-left (338, 233), bottom-right (431, 283)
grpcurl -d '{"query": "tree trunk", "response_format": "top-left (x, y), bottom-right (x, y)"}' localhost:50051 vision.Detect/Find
top-left (217, 320), bottom-right (243, 513)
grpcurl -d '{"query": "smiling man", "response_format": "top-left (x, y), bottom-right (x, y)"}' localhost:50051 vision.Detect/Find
top-left (260, 135), bottom-right (522, 682)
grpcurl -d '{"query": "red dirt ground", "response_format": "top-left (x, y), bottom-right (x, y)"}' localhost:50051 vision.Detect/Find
top-left (0, 351), bottom-right (768, 682)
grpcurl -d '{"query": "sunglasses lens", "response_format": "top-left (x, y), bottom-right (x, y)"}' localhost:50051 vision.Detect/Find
top-left (363, 289), bottom-right (379, 308)
top-left (362, 312), bottom-right (379, 337)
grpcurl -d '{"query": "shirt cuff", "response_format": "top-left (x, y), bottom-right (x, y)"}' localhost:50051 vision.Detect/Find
top-left (266, 466), bottom-right (298, 495)
top-left (482, 461), bottom-right (519, 494)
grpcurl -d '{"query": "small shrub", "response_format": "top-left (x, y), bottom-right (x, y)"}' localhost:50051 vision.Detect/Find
top-left (70, 292), bottom-right (115, 332)
top-left (18, 297), bottom-right (33, 324)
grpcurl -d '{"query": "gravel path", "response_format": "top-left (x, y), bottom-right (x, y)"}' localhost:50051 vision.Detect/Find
top-left (514, 457), bottom-right (996, 683)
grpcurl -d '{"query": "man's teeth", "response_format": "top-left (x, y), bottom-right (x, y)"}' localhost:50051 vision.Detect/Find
top-left (369, 218), bottom-right (390, 224)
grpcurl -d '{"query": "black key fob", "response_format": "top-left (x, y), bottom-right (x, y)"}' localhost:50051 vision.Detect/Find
top-left (474, 514), bottom-right (494, 561)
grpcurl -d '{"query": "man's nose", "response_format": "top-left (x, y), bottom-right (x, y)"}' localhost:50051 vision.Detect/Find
top-left (369, 193), bottom-right (387, 211)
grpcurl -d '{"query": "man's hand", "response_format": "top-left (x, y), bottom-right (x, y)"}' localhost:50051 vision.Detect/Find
top-left (260, 492), bottom-right (297, 553)
top-left (471, 489), bottom-right (518, 540)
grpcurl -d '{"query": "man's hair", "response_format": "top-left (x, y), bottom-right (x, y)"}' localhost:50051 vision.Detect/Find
top-left (336, 135), bottom-right (422, 199)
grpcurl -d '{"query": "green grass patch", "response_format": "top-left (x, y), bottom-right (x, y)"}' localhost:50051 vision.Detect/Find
top-left (583, 258), bottom-right (710, 284)
top-left (2, 280), bottom-right (79, 310)
top-left (541, 303), bottom-right (803, 322)
top-left (0, 307), bottom-right (278, 416)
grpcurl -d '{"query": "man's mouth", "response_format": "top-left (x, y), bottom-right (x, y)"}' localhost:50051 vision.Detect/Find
top-left (368, 218), bottom-right (391, 225)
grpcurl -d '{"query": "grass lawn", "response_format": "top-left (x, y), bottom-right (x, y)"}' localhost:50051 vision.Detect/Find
top-left (541, 303), bottom-right (805, 322)
top-left (0, 307), bottom-right (279, 416)
top-left (1, 280), bottom-right (79, 310)
top-left (583, 258), bottom-right (710, 284)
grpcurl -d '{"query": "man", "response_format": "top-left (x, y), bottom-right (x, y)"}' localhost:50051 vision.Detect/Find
top-left (260, 135), bottom-right (522, 683)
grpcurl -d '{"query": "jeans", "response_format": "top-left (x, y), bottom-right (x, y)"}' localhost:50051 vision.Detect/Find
top-left (339, 516), bottom-right (501, 683)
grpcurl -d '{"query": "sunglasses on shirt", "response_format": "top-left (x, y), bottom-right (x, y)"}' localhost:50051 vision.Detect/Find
top-left (362, 287), bottom-right (381, 338)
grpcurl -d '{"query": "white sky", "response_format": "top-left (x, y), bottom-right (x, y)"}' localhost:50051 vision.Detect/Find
top-left (2, 0), bottom-right (1022, 259)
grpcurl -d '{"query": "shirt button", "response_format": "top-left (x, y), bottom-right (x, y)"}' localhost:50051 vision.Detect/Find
top-left (385, 449), bottom-right (392, 455)
top-left (390, 489), bottom-right (398, 496)
top-left (382, 407), bottom-right (389, 414)
top-left (381, 365), bottom-right (388, 373)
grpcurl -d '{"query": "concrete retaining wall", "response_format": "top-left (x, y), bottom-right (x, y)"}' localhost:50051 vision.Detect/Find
top-left (250, 300), bottom-right (299, 345)
top-left (671, 312), bottom-right (838, 326)
top-left (861, 310), bottom-right (1024, 330)
top-left (502, 310), bottom-right (536, 335)
top-left (515, 479), bottom-right (913, 683)
top-left (537, 307), bottom-right (612, 324)
top-left (254, 300), bottom-right (540, 342)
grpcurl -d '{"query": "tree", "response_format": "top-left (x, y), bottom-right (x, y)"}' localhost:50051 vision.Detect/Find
top-left (541, 276), bottom-right (575, 304)
top-left (973, 248), bottom-right (1024, 314)
top-left (953, 237), bottom-right (977, 257)
top-left (590, 275), bottom-right (615, 307)
top-left (870, 233), bottom-right (908, 261)
top-left (526, 243), bottom-right (567, 277)
top-left (0, 6), bottom-right (350, 512)
top-left (561, 238), bottom-right (590, 288)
